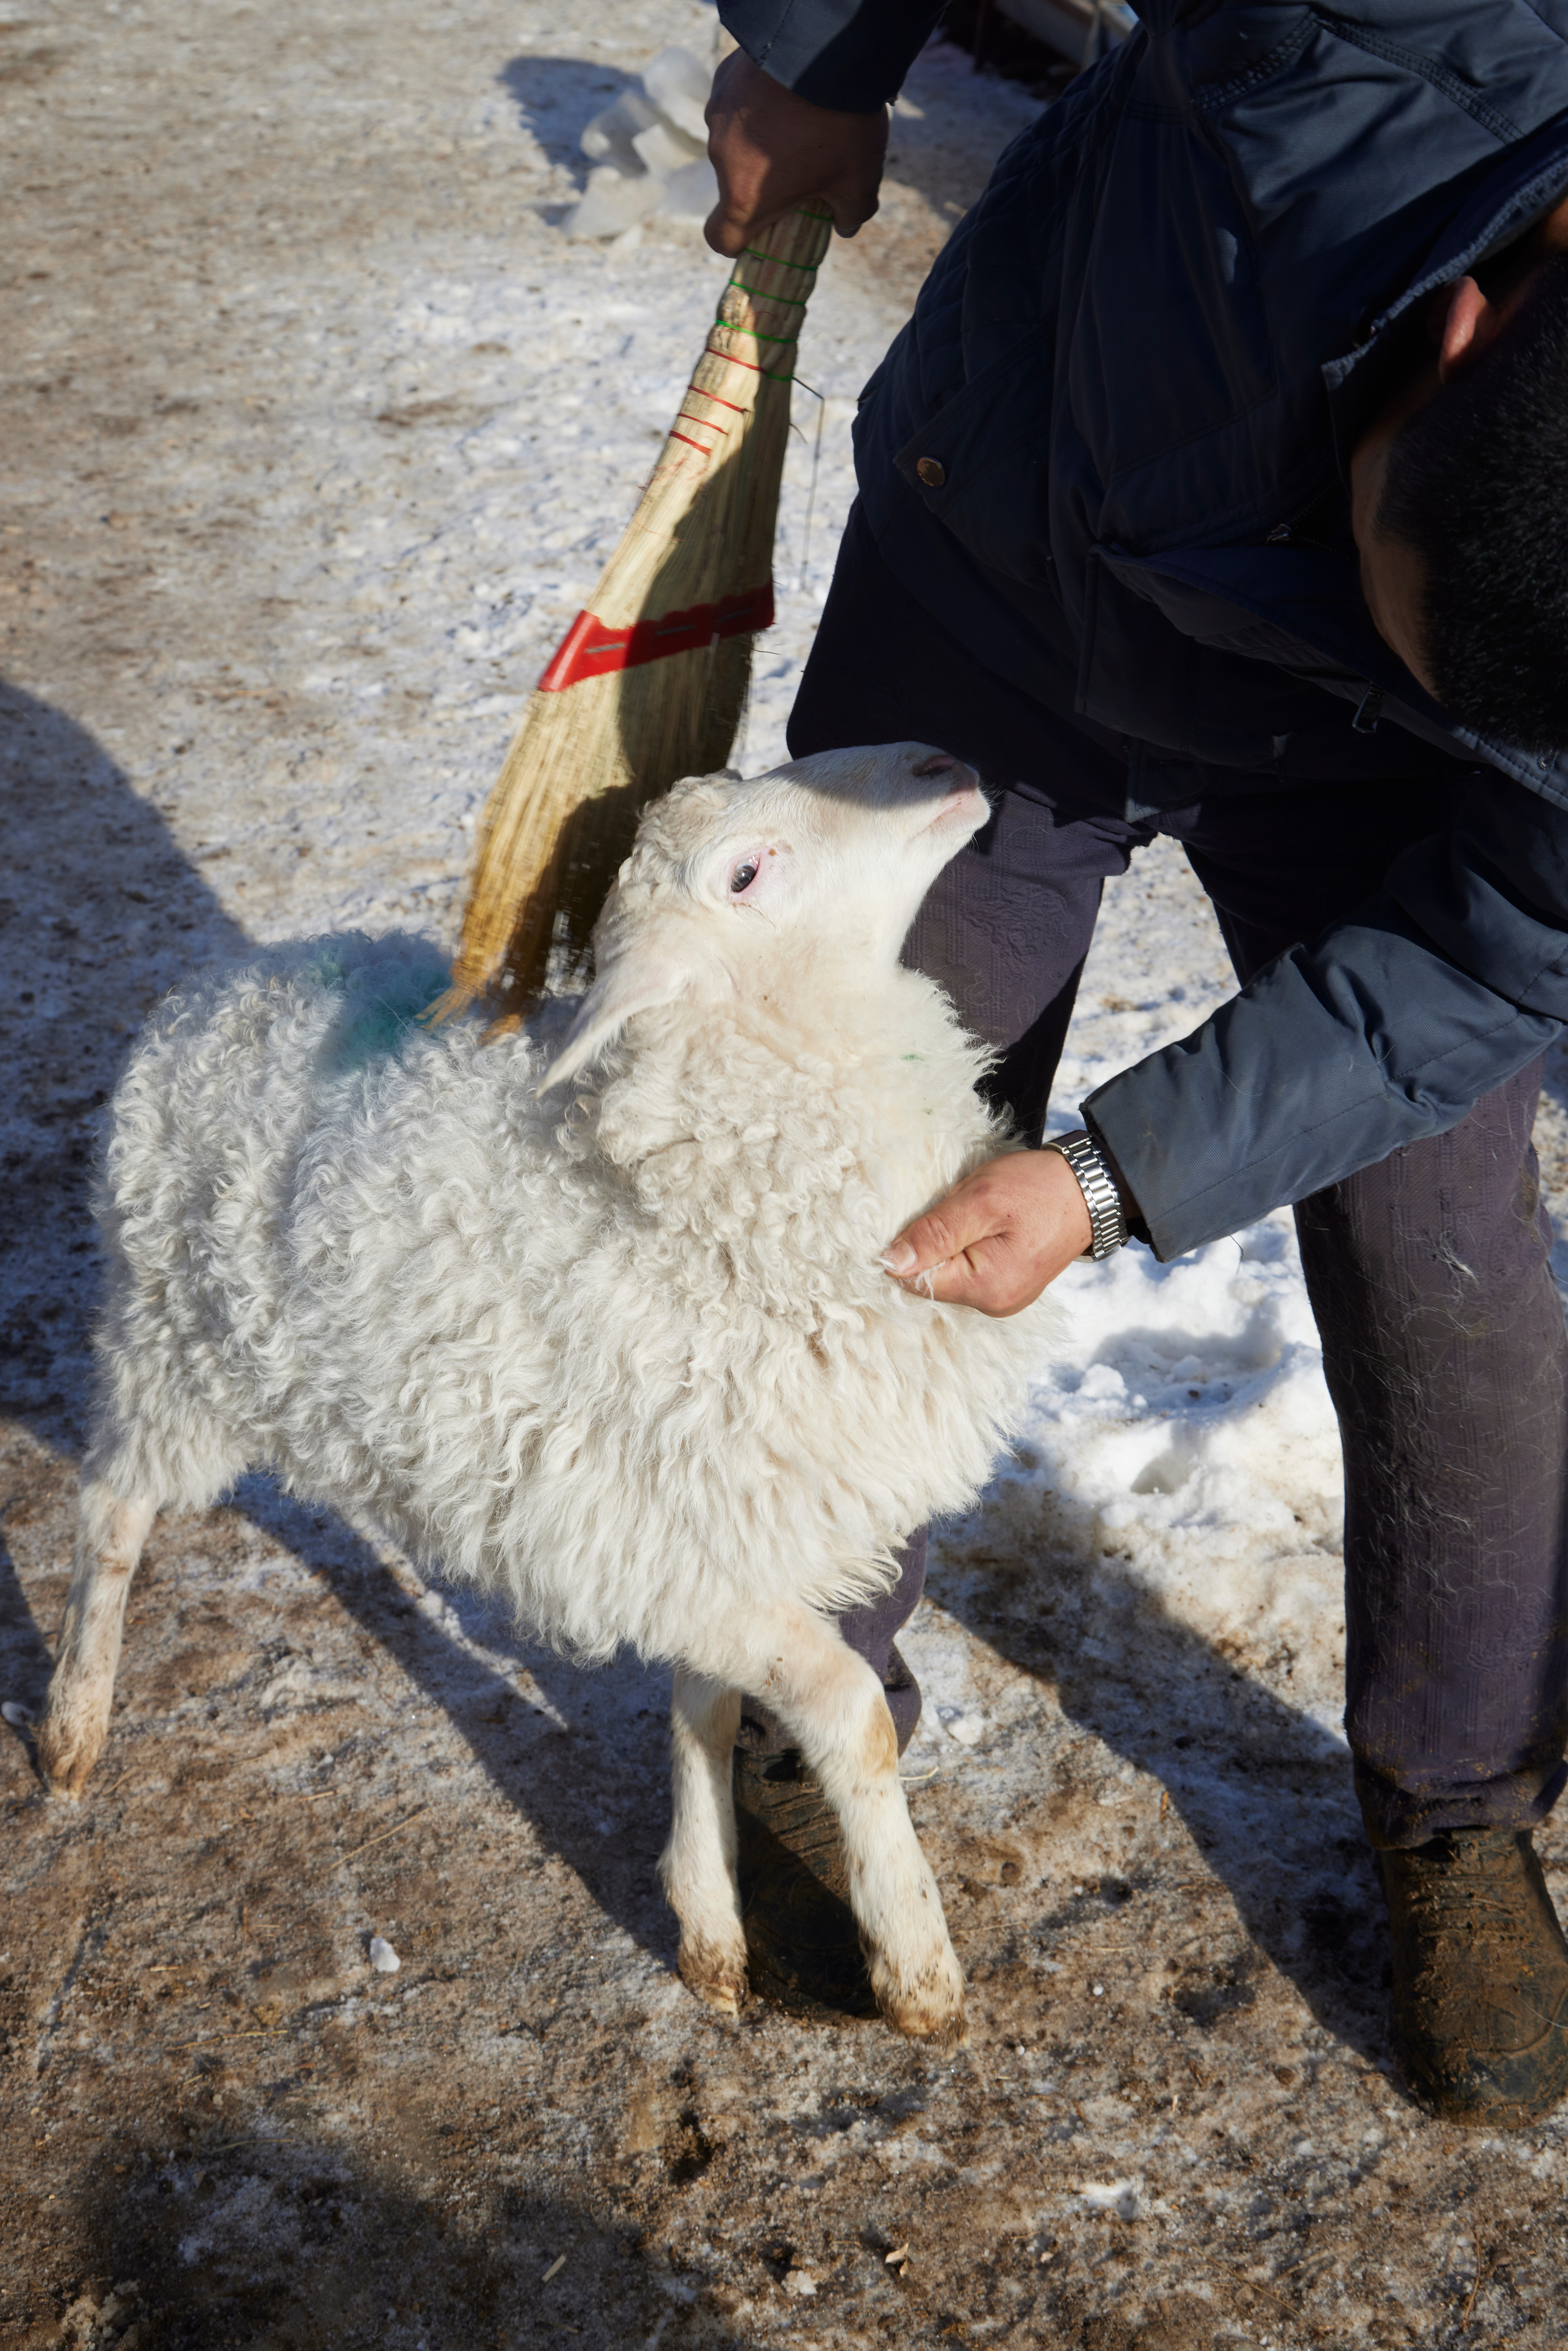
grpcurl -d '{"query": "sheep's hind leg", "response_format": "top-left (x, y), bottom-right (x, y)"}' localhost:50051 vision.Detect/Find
top-left (37, 1480), bottom-right (157, 1798)
top-left (688, 1607), bottom-right (965, 2041)
top-left (659, 1668), bottom-right (748, 2014)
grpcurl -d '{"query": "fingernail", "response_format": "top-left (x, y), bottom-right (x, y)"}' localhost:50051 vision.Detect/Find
top-left (881, 1243), bottom-right (916, 1275)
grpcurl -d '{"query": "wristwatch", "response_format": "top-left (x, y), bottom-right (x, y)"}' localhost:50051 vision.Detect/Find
top-left (1042, 1129), bottom-right (1129, 1261)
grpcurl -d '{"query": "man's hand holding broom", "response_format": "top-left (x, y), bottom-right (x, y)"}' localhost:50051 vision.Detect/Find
top-left (705, 50), bottom-right (889, 253)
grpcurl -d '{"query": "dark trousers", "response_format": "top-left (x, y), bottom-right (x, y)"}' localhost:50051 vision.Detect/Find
top-left (762, 503), bottom-right (1568, 1849)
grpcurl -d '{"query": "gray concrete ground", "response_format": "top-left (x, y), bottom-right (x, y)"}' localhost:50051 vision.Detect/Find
top-left (7, 2), bottom-right (1568, 2346)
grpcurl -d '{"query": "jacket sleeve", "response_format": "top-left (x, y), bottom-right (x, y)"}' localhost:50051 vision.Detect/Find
top-left (719, 0), bottom-right (944, 108)
top-left (1084, 775), bottom-right (1568, 1259)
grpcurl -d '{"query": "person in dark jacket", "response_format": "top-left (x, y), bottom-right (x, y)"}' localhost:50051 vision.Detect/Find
top-left (706, 0), bottom-right (1568, 2125)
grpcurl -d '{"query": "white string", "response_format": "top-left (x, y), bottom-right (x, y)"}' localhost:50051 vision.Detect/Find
top-left (792, 375), bottom-right (827, 594)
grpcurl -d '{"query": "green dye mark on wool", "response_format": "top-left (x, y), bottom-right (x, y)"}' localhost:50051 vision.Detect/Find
top-left (304, 947), bottom-right (347, 990)
top-left (314, 947), bottom-right (454, 1075)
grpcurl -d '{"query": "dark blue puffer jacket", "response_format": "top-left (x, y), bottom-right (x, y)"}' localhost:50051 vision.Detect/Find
top-left (721, 0), bottom-right (1568, 1255)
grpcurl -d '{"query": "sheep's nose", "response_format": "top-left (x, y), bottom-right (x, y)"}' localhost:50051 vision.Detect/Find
top-left (909, 752), bottom-right (958, 778)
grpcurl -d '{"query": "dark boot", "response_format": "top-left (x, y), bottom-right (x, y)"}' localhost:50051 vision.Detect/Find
top-left (733, 1746), bottom-right (879, 2024)
top-left (1380, 1828), bottom-right (1568, 2127)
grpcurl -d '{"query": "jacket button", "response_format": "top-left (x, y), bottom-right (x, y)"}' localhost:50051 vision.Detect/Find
top-left (915, 456), bottom-right (946, 488)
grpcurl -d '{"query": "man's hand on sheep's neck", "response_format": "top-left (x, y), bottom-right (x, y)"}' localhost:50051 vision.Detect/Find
top-left (881, 1152), bottom-right (1093, 1317)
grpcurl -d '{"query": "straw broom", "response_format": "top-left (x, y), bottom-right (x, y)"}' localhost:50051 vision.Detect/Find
top-left (433, 200), bottom-right (835, 1025)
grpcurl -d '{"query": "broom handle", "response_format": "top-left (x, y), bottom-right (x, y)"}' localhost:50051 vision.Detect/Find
top-left (525, 201), bottom-right (837, 650)
top-left (440, 203), bottom-right (837, 1019)
top-left (704, 201), bottom-right (836, 420)
top-left (657, 199), bottom-right (834, 612)
top-left (714, 200), bottom-right (836, 350)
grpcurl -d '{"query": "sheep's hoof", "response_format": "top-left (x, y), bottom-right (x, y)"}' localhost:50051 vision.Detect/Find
top-left (677, 1936), bottom-right (749, 2017)
top-left (880, 1990), bottom-right (969, 2044)
top-left (881, 1996), bottom-right (969, 2046)
top-left (871, 1946), bottom-right (968, 2043)
top-left (38, 1752), bottom-right (92, 1801)
top-left (35, 1715), bottom-right (101, 1801)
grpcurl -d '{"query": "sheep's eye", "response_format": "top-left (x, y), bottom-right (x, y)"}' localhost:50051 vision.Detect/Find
top-left (730, 858), bottom-right (760, 895)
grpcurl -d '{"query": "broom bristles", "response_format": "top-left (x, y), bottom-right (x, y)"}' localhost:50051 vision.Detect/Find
top-left (438, 202), bottom-right (835, 1020)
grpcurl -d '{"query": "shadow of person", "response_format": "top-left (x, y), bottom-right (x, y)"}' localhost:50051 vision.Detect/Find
top-left (925, 1495), bottom-right (1390, 2067)
top-left (0, 677), bottom-right (250, 1457)
top-left (52, 2124), bottom-right (743, 2351)
top-left (0, 674), bottom-right (252, 1781)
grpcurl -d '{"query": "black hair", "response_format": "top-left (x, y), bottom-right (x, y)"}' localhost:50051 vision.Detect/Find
top-left (1376, 252), bottom-right (1568, 754)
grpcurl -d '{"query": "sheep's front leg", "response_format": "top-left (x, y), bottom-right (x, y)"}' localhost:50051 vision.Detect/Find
top-left (790, 1635), bottom-right (964, 2041)
top-left (37, 1481), bottom-right (157, 1799)
top-left (688, 1607), bottom-right (964, 2041)
top-left (658, 1668), bottom-right (748, 2014)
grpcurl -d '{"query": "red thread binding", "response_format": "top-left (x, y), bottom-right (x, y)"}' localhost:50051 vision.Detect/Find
top-left (537, 583), bottom-right (776, 692)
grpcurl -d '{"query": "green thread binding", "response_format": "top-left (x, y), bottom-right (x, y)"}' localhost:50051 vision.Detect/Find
top-left (739, 246), bottom-right (821, 272)
top-left (707, 215), bottom-right (826, 379)
top-left (730, 280), bottom-right (809, 307)
top-left (712, 311), bottom-right (801, 348)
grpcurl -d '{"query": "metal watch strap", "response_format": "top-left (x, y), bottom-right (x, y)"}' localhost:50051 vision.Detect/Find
top-left (1043, 1129), bottom-right (1129, 1261)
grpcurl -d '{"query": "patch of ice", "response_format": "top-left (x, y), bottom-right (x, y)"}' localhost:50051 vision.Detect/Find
top-left (568, 46), bottom-right (718, 240)
top-left (1080, 2179), bottom-right (1140, 2220)
top-left (657, 158), bottom-right (723, 223)
top-left (875, 2133), bottom-right (949, 2170)
top-left (642, 43), bottom-right (712, 142)
top-left (570, 163), bottom-right (663, 242)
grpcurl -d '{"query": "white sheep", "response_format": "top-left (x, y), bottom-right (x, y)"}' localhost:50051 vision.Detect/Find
top-left (38, 742), bottom-right (1060, 2037)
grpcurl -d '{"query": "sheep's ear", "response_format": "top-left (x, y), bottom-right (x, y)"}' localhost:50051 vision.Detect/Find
top-left (536, 949), bottom-right (694, 1095)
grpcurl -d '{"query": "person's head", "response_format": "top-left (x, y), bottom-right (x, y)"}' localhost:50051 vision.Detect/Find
top-left (1351, 246), bottom-right (1568, 752)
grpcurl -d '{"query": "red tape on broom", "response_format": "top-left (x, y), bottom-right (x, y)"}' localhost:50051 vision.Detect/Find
top-left (537, 583), bottom-right (775, 692)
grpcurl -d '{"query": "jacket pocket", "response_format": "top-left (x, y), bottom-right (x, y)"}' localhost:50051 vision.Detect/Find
top-left (889, 322), bottom-right (1058, 591)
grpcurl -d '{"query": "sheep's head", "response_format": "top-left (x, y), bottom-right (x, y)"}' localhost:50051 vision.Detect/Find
top-left (540, 742), bottom-right (986, 1092)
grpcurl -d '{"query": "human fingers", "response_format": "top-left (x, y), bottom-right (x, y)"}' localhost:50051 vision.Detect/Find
top-left (881, 1153), bottom-right (1093, 1317)
top-left (894, 1227), bottom-right (1041, 1315)
top-left (704, 51), bottom-right (887, 255)
top-left (819, 140), bottom-right (886, 239)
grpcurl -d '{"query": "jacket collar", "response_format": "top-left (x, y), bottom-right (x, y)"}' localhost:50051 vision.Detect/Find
top-left (1323, 112), bottom-right (1568, 468)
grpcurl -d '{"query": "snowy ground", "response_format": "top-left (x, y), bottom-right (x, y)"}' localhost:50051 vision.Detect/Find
top-left (8, 0), bottom-right (1568, 2346)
